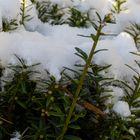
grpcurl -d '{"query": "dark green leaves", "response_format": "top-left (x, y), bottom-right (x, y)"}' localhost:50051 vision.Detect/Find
top-left (2, 18), bottom-right (18, 32)
top-left (36, 1), bottom-right (64, 25)
top-left (75, 47), bottom-right (88, 61)
top-left (68, 8), bottom-right (90, 27)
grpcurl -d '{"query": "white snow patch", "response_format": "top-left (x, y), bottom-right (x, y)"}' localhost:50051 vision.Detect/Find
top-left (103, 86), bottom-right (124, 105)
top-left (94, 32), bottom-right (139, 81)
top-left (10, 131), bottom-right (21, 140)
top-left (0, 0), bottom-right (139, 82)
top-left (113, 101), bottom-right (131, 117)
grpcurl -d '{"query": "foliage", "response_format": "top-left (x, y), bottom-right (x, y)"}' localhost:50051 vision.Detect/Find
top-left (111, 0), bottom-right (127, 14)
top-left (35, 0), bottom-right (92, 27)
top-left (125, 23), bottom-right (140, 50)
top-left (67, 8), bottom-right (90, 28)
top-left (0, 14), bottom-right (115, 138)
top-left (0, 45), bottom-right (140, 140)
top-left (1, 18), bottom-right (18, 32)
top-left (0, 24), bottom-right (110, 139)
top-left (107, 53), bottom-right (140, 139)
top-left (0, 1), bottom-right (140, 139)
top-left (79, 112), bottom-right (137, 140)
top-left (0, 52), bottom-right (108, 140)
top-left (20, 0), bottom-right (33, 25)
top-left (36, 1), bottom-right (64, 25)
top-left (0, 55), bottom-right (86, 140)
top-left (1, 49), bottom-right (140, 140)
top-left (113, 55), bottom-right (140, 137)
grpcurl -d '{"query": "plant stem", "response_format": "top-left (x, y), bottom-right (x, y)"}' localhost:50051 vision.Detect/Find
top-left (57, 24), bottom-right (103, 140)
top-left (20, 0), bottom-right (25, 25)
top-left (0, 116), bottom-right (13, 124)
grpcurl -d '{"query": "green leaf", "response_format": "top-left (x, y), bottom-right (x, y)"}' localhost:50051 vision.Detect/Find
top-left (69, 124), bottom-right (81, 130)
top-left (48, 111), bottom-right (65, 117)
top-left (96, 12), bottom-right (102, 22)
top-left (91, 34), bottom-right (97, 41)
top-left (64, 135), bottom-right (82, 140)
top-left (16, 100), bottom-right (27, 109)
top-left (94, 49), bottom-right (108, 55)
top-left (75, 47), bottom-right (88, 61)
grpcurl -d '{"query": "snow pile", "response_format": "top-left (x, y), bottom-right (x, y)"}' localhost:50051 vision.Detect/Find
top-left (94, 32), bottom-right (139, 80)
top-left (0, 26), bottom-right (94, 80)
top-left (103, 0), bottom-right (140, 34)
top-left (0, 25), bottom-right (138, 81)
top-left (23, 0), bottom-right (40, 31)
top-left (113, 101), bottom-right (131, 117)
top-left (0, 0), bottom-right (20, 19)
top-left (0, 0), bottom-right (20, 28)
top-left (104, 86), bottom-right (124, 105)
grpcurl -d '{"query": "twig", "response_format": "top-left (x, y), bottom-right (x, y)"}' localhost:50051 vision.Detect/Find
top-left (0, 116), bottom-right (13, 124)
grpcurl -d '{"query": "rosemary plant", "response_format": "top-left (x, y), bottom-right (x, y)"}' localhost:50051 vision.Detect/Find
top-left (20, 0), bottom-right (33, 25)
top-left (125, 23), bottom-right (140, 51)
top-left (36, 1), bottom-right (64, 25)
top-left (111, 0), bottom-right (127, 14)
top-left (57, 13), bottom-right (112, 140)
top-left (67, 8), bottom-right (90, 27)
top-left (1, 18), bottom-right (18, 32)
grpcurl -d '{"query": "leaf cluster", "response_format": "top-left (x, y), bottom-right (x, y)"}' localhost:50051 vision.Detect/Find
top-left (36, 1), bottom-right (64, 25)
top-left (111, 0), bottom-right (127, 14)
top-left (1, 18), bottom-right (18, 32)
top-left (20, 0), bottom-right (33, 25)
top-left (125, 23), bottom-right (140, 50)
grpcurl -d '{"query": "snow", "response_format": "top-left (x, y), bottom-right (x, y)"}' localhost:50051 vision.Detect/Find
top-left (0, 0), bottom-right (20, 29)
top-left (0, 0), bottom-right (20, 19)
top-left (23, 0), bottom-right (41, 31)
top-left (0, 27), bottom-right (93, 80)
top-left (113, 101), bottom-right (131, 117)
top-left (10, 131), bottom-right (21, 140)
top-left (128, 127), bottom-right (135, 136)
top-left (94, 32), bottom-right (139, 81)
top-left (103, 86), bottom-right (125, 105)
top-left (0, 25), bottom-right (138, 81)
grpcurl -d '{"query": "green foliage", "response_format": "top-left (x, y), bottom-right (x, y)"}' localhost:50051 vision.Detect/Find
top-left (71, 47), bottom-right (112, 109)
top-left (124, 61), bottom-right (140, 108)
top-left (35, 1), bottom-right (92, 27)
top-left (111, 54), bottom-right (140, 139)
top-left (125, 23), bottom-right (140, 50)
top-left (67, 8), bottom-right (90, 28)
top-left (1, 18), bottom-right (18, 32)
top-left (30, 0), bottom-right (36, 4)
top-left (0, 50), bottom-right (140, 140)
top-left (111, 0), bottom-right (127, 14)
top-left (57, 14), bottom-right (115, 140)
top-left (0, 7), bottom-right (140, 139)
top-left (20, 0), bottom-right (33, 25)
top-left (113, 55), bottom-right (140, 109)
top-left (62, 46), bottom-right (137, 140)
top-left (0, 55), bottom-right (85, 139)
top-left (0, 18), bottom-right (114, 138)
top-left (36, 1), bottom-right (64, 25)
top-left (79, 112), bottom-right (136, 140)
